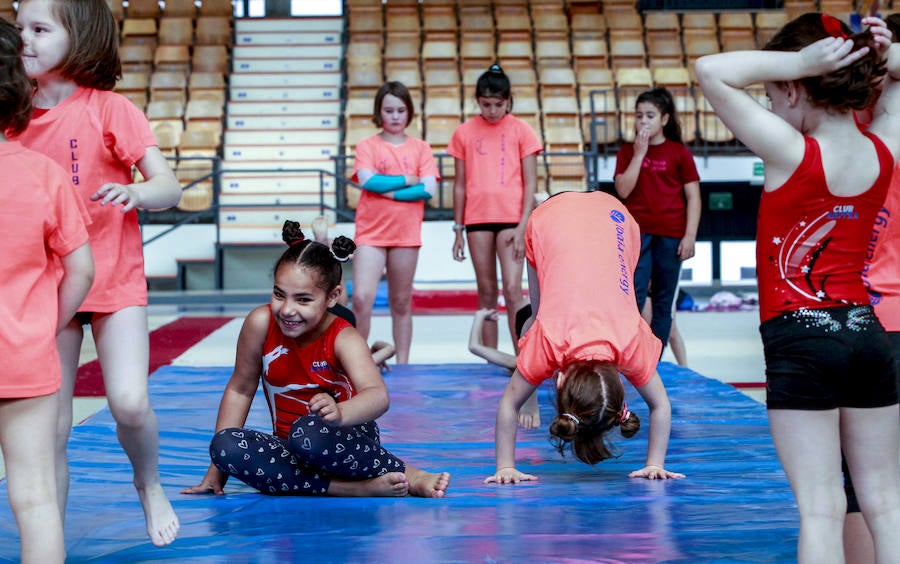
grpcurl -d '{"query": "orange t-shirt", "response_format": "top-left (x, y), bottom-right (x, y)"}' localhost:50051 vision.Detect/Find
top-left (864, 168), bottom-right (900, 331)
top-left (15, 87), bottom-right (158, 312)
top-left (352, 134), bottom-right (440, 247)
top-left (446, 114), bottom-right (542, 225)
top-left (517, 191), bottom-right (662, 388)
top-left (0, 142), bottom-right (89, 398)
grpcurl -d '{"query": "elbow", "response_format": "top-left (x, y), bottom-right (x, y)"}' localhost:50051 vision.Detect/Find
top-left (694, 57), bottom-right (717, 90)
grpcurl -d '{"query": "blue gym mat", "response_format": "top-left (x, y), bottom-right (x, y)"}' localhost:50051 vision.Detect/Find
top-left (0, 363), bottom-right (798, 563)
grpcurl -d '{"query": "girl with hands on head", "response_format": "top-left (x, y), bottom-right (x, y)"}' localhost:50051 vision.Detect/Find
top-left (484, 191), bottom-right (684, 486)
top-left (696, 13), bottom-right (900, 563)
top-left (183, 221), bottom-right (450, 499)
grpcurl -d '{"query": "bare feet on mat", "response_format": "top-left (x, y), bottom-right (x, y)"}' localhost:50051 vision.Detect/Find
top-left (518, 390), bottom-right (540, 429)
top-left (329, 472), bottom-right (409, 497)
top-left (406, 466), bottom-right (451, 498)
top-left (137, 483), bottom-right (179, 547)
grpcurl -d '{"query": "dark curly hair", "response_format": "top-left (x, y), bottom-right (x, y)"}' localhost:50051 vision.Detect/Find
top-left (274, 220), bottom-right (356, 292)
top-left (548, 361), bottom-right (640, 465)
top-left (0, 18), bottom-right (34, 135)
top-left (764, 12), bottom-right (885, 113)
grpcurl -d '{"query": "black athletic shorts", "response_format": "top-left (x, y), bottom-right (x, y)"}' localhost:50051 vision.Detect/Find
top-left (465, 222), bottom-right (518, 234)
top-left (761, 305), bottom-right (898, 410)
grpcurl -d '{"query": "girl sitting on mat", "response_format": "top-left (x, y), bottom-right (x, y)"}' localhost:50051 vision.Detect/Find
top-left (696, 13), bottom-right (900, 562)
top-left (485, 191), bottom-right (684, 485)
top-left (183, 220), bottom-right (450, 498)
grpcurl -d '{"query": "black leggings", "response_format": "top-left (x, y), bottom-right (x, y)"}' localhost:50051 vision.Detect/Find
top-left (210, 415), bottom-right (406, 495)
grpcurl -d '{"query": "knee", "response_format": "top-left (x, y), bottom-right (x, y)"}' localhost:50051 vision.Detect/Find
top-left (287, 415), bottom-right (332, 459)
top-left (388, 292), bottom-right (412, 316)
top-left (108, 394), bottom-right (151, 427)
top-left (209, 427), bottom-right (245, 466)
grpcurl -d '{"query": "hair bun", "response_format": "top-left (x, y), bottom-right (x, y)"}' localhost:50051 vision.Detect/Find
top-left (331, 235), bottom-right (357, 261)
top-left (281, 220), bottom-right (305, 246)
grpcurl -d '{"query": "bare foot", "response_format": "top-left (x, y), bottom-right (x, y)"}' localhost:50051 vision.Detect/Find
top-left (406, 466), bottom-right (451, 498)
top-left (328, 472), bottom-right (409, 497)
top-left (518, 389), bottom-right (540, 429)
top-left (136, 483), bottom-right (179, 547)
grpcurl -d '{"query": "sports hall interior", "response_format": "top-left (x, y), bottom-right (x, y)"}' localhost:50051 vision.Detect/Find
top-left (0, 1), bottom-right (893, 561)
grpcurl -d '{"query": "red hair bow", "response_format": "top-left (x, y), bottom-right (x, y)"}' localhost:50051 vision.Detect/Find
top-left (822, 14), bottom-right (848, 39)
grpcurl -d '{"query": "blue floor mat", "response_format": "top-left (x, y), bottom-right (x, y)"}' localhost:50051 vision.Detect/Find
top-left (0, 363), bottom-right (798, 563)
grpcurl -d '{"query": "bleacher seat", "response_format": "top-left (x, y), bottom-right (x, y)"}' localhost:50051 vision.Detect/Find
top-left (159, 17), bottom-right (194, 46)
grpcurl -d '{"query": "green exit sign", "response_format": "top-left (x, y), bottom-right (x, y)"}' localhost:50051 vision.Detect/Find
top-left (753, 161), bottom-right (764, 177)
top-left (709, 192), bottom-right (733, 210)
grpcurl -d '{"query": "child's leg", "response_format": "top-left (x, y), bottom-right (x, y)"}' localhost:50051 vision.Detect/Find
top-left (633, 233), bottom-right (654, 312)
top-left (768, 409), bottom-right (845, 563)
top-left (466, 231), bottom-right (500, 348)
top-left (351, 246), bottom-right (387, 341)
top-left (648, 236), bottom-right (682, 348)
top-left (0, 394), bottom-right (65, 563)
top-left (384, 247), bottom-right (419, 364)
top-left (54, 318), bottom-right (83, 521)
top-left (91, 306), bottom-right (179, 547)
top-left (840, 405), bottom-right (900, 563)
top-left (287, 416), bottom-right (450, 498)
top-left (495, 228), bottom-right (526, 352)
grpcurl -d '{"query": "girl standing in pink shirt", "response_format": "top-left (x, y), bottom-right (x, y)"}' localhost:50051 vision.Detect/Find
top-left (15, 0), bottom-right (182, 546)
top-left (351, 81), bottom-right (439, 364)
top-left (449, 64), bottom-right (543, 351)
top-left (0, 18), bottom-right (93, 562)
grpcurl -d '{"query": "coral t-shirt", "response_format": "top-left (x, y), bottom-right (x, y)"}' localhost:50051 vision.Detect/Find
top-left (517, 191), bottom-right (661, 388)
top-left (614, 139), bottom-right (700, 238)
top-left (15, 87), bottom-right (158, 312)
top-left (864, 169), bottom-right (900, 332)
top-left (0, 142), bottom-right (89, 398)
top-left (351, 134), bottom-right (440, 247)
top-left (261, 307), bottom-right (356, 438)
top-left (446, 114), bottom-right (542, 225)
top-left (756, 134), bottom-right (893, 322)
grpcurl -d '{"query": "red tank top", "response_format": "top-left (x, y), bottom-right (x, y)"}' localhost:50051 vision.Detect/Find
top-left (260, 307), bottom-right (355, 438)
top-left (756, 133), bottom-right (893, 322)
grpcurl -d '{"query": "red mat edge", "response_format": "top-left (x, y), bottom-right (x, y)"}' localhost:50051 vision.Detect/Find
top-left (74, 316), bottom-right (233, 397)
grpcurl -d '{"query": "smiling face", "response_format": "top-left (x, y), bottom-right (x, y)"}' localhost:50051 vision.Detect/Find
top-left (270, 263), bottom-right (340, 341)
top-left (379, 93), bottom-right (410, 135)
top-left (477, 95), bottom-right (509, 124)
top-left (16, 0), bottom-right (70, 81)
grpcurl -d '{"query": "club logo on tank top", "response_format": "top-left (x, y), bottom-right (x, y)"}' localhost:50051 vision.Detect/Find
top-left (827, 204), bottom-right (858, 220)
top-left (310, 360), bottom-right (332, 373)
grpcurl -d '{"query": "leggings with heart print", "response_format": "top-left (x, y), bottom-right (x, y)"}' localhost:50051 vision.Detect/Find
top-left (209, 414), bottom-right (406, 495)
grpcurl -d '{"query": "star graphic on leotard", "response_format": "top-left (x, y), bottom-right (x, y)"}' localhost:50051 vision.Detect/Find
top-left (772, 236), bottom-right (782, 244)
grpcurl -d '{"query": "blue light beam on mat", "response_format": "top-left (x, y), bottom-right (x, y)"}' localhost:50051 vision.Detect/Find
top-left (0, 363), bottom-right (798, 563)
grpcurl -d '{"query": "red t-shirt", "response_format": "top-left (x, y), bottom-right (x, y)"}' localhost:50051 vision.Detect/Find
top-left (446, 114), bottom-right (543, 225)
top-left (351, 134), bottom-right (440, 247)
top-left (14, 87), bottom-right (158, 312)
top-left (757, 134), bottom-right (893, 322)
top-left (260, 307), bottom-right (356, 438)
top-left (614, 139), bottom-right (700, 238)
top-left (863, 167), bottom-right (900, 331)
top-left (517, 191), bottom-right (661, 388)
top-left (0, 142), bottom-right (89, 398)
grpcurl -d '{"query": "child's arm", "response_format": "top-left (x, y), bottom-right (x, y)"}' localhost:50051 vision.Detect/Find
top-left (56, 242), bottom-right (94, 331)
top-left (452, 157), bottom-right (467, 261)
top-left (629, 372), bottom-right (685, 480)
top-left (313, 326), bottom-right (389, 427)
top-left (868, 21), bottom-right (900, 155)
top-left (484, 369), bottom-right (540, 484)
top-left (695, 38), bottom-right (867, 169)
top-left (91, 146), bottom-right (181, 212)
top-left (468, 309), bottom-right (517, 369)
top-left (614, 129), bottom-right (650, 200)
top-left (678, 180), bottom-right (702, 261)
top-left (182, 306), bottom-right (268, 494)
